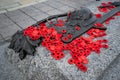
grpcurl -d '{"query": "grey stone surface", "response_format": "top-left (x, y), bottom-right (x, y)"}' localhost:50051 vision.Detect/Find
top-left (0, 34), bottom-right (4, 42)
top-left (56, 0), bottom-right (83, 9)
top-left (16, 18), bottom-right (36, 28)
top-left (5, 10), bottom-right (31, 23)
top-left (34, 4), bottom-right (55, 12)
top-left (1, 42), bottom-right (68, 80)
top-left (0, 0), bottom-right (47, 13)
top-left (0, 0), bottom-right (120, 80)
top-left (0, 43), bottom-right (24, 80)
top-left (5, 9), bottom-right (25, 17)
top-left (20, 6), bottom-right (44, 17)
top-left (98, 54), bottom-right (120, 80)
top-left (44, 0), bottom-right (65, 9)
top-left (32, 2), bottom-right (47, 8)
top-left (0, 23), bottom-right (21, 38)
top-left (47, 9), bottom-right (63, 15)
top-left (53, 0), bottom-right (120, 80)
top-left (0, 14), bottom-right (14, 26)
top-left (0, 13), bottom-right (21, 38)
top-left (20, 6), bottom-right (49, 21)
top-left (57, 5), bottom-right (75, 13)
top-left (5, 9), bottom-right (36, 29)
top-left (58, 0), bottom-right (120, 80)
top-left (5, 46), bottom-right (69, 80)
top-left (33, 13), bottom-right (49, 21)
top-left (0, 9), bottom-right (7, 14)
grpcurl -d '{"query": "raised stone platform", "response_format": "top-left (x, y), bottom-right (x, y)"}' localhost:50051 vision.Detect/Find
top-left (3, 0), bottom-right (120, 80)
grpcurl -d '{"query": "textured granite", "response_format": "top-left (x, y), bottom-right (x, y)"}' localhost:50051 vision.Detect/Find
top-left (53, 0), bottom-right (120, 80)
top-left (97, 54), bottom-right (120, 80)
top-left (6, 46), bottom-right (69, 80)
top-left (4, 0), bottom-right (120, 80)
top-left (0, 43), bottom-right (24, 80)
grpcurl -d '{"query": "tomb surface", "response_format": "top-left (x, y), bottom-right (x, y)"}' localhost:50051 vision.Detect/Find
top-left (0, 0), bottom-right (120, 80)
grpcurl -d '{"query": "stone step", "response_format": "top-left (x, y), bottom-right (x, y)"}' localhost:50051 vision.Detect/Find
top-left (97, 53), bottom-right (120, 80)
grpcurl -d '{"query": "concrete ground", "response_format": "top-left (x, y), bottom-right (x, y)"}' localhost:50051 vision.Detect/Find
top-left (0, 0), bottom-right (47, 14)
top-left (0, 0), bottom-right (120, 80)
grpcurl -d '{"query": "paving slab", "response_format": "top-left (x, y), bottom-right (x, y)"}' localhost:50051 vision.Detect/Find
top-left (0, 0), bottom-right (47, 14)
top-left (0, 14), bottom-right (14, 26)
top-left (5, 9), bottom-right (24, 17)
top-left (5, 10), bottom-right (36, 29)
top-left (47, 9), bottom-right (63, 15)
top-left (33, 2), bottom-right (57, 14)
top-left (20, 6), bottom-right (44, 17)
top-left (5, 10), bottom-right (34, 22)
top-left (0, 23), bottom-right (21, 38)
top-left (43, 0), bottom-right (66, 9)
top-left (16, 18), bottom-right (36, 29)
top-left (0, 13), bottom-right (21, 39)
top-left (33, 13), bottom-right (49, 21)
top-left (6, 0), bottom-right (47, 12)
top-left (32, 2), bottom-right (48, 9)
top-left (0, 1), bottom-right (21, 10)
top-left (55, 0), bottom-right (83, 9)
top-left (57, 5), bottom-right (75, 13)
top-left (0, 9), bottom-right (7, 14)
top-left (20, 5), bottom-right (50, 21)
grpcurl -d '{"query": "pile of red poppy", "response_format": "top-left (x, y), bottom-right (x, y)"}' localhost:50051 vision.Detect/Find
top-left (23, 2), bottom-right (120, 72)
